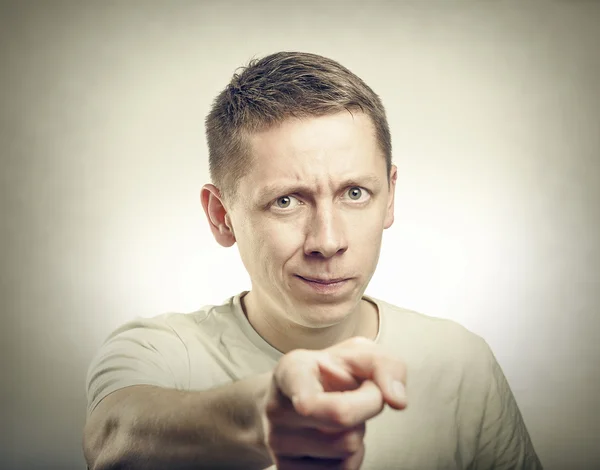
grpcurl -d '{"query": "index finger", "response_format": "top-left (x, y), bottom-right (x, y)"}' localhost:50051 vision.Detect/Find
top-left (329, 337), bottom-right (407, 410)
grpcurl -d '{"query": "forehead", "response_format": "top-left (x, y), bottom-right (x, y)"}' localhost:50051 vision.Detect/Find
top-left (242, 112), bottom-right (384, 190)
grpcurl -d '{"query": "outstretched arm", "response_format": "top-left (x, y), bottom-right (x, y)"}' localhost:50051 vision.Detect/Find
top-left (83, 374), bottom-right (274, 470)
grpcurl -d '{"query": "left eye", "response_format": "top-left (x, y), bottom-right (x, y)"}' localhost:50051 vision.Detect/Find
top-left (346, 187), bottom-right (365, 200)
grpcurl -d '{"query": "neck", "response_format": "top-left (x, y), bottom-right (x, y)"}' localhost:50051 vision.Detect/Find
top-left (240, 290), bottom-right (379, 354)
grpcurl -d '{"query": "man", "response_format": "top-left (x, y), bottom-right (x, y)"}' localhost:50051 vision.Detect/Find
top-left (83, 52), bottom-right (542, 469)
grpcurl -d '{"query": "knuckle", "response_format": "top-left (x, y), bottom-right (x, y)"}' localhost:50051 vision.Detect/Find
top-left (338, 430), bottom-right (362, 454)
top-left (277, 349), bottom-right (315, 377)
top-left (330, 402), bottom-right (354, 427)
top-left (265, 431), bottom-right (282, 453)
top-left (264, 400), bottom-right (280, 419)
top-left (264, 389), bottom-right (282, 415)
top-left (266, 430), bottom-right (281, 449)
top-left (356, 422), bottom-right (366, 439)
top-left (341, 444), bottom-right (365, 470)
top-left (275, 356), bottom-right (292, 378)
top-left (264, 394), bottom-right (289, 422)
top-left (276, 350), bottom-right (301, 376)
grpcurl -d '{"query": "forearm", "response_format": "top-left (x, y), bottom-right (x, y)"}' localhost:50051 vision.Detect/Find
top-left (84, 373), bottom-right (274, 470)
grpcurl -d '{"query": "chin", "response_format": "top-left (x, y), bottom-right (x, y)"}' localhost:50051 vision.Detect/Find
top-left (293, 297), bottom-right (358, 328)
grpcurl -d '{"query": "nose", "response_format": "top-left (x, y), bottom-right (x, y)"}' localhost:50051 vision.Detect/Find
top-left (303, 205), bottom-right (348, 258)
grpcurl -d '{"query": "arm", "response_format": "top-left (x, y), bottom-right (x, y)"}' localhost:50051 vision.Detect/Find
top-left (83, 373), bottom-right (274, 470)
top-left (83, 316), bottom-right (274, 469)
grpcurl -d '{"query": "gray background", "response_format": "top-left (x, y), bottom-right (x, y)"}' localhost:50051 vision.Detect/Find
top-left (1, 1), bottom-right (599, 469)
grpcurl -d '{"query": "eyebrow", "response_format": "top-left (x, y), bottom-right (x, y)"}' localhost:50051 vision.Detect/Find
top-left (257, 174), bottom-right (384, 203)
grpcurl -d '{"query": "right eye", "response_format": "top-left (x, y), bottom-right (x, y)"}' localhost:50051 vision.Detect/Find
top-left (273, 195), bottom-right (300, 210)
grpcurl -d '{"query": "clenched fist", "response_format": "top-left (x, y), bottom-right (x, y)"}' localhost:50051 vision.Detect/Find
top-left (262, 337), bottom-right (407, 469)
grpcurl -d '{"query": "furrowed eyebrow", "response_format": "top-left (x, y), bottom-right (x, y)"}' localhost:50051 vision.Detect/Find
top-left (258, 174), bottom-right (383, 202)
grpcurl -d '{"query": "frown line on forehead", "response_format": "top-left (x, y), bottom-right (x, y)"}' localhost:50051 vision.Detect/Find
top-left (257, 174), bottom-right (384, 201)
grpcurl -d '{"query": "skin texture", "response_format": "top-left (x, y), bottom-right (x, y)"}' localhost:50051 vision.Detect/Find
top-left (201, 111), bottom-right (398, 354)
top-left (200, 111), bottom-right (404, 469)
top-left (263, 336), bottom-right (407, 470)
top-left (83, 112), bottom-right (406, 470)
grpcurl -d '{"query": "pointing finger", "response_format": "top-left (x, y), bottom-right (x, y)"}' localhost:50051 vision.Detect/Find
top-left (330, 337), bottom-right (408, 410)
top-left (294, 380), bottom-right (384, 428)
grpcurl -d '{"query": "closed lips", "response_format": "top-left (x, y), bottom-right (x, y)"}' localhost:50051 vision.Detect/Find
top-left (297, 276), bottom-right (348, 284)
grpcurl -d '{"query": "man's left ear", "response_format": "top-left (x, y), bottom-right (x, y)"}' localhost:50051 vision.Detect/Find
top-left (384, 165), bottom-right (397, 230)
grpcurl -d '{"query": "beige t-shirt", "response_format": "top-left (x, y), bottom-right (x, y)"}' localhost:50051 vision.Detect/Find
top-left (86, 292), bottom-right (542, 469)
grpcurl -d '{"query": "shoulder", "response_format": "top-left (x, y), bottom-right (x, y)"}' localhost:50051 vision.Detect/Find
top-left (99, 312), bottom-right (194, 346)
top-left (375, 298), bottom-right (497, 409)
top-left (103, 296), bottom-right (237, 343)
top-left (375, 298), bottom-right (492, 369)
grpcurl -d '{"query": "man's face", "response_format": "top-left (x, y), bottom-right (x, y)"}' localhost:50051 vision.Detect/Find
top-left (227, 111), bottom-right (396, 328)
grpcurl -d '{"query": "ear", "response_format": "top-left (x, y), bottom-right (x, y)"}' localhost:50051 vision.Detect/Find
top-left (383, 165), bottom-right (397, 230)
top-left (200, 184), bottom-right (236, 247)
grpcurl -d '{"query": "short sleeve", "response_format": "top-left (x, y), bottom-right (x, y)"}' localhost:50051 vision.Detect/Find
top-left (85, 315), bottom-right (190, 416)
top-left (473, 340), bottom-right (543, 469)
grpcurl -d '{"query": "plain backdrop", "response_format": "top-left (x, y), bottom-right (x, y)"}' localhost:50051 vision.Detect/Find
top-left (1, 1), bottom-right (599, 469)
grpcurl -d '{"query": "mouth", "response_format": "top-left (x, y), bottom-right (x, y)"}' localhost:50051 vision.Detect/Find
top-left (296, 275), bottom-right (349, 284)
top-left (294, 275), bottom-right (352, 296)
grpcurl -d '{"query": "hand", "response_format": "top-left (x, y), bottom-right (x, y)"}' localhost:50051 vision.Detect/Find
top-left (262, 337), bottom-right (407, 469)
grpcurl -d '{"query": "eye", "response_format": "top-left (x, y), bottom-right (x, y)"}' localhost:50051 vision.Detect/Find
top-left (345, 187), bottom-right (368, 201)
top-left (273, 195), bottom-right (299, 209)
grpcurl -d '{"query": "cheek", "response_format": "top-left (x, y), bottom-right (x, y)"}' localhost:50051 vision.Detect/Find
top-left (241, 220), bottom-right (303, 268)
top-left (347, 213), bottom-right (385, 261)
top-left (348, 210), bottom-right (385, 240)
top-left (261, 222), bottom-right (304, 256)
